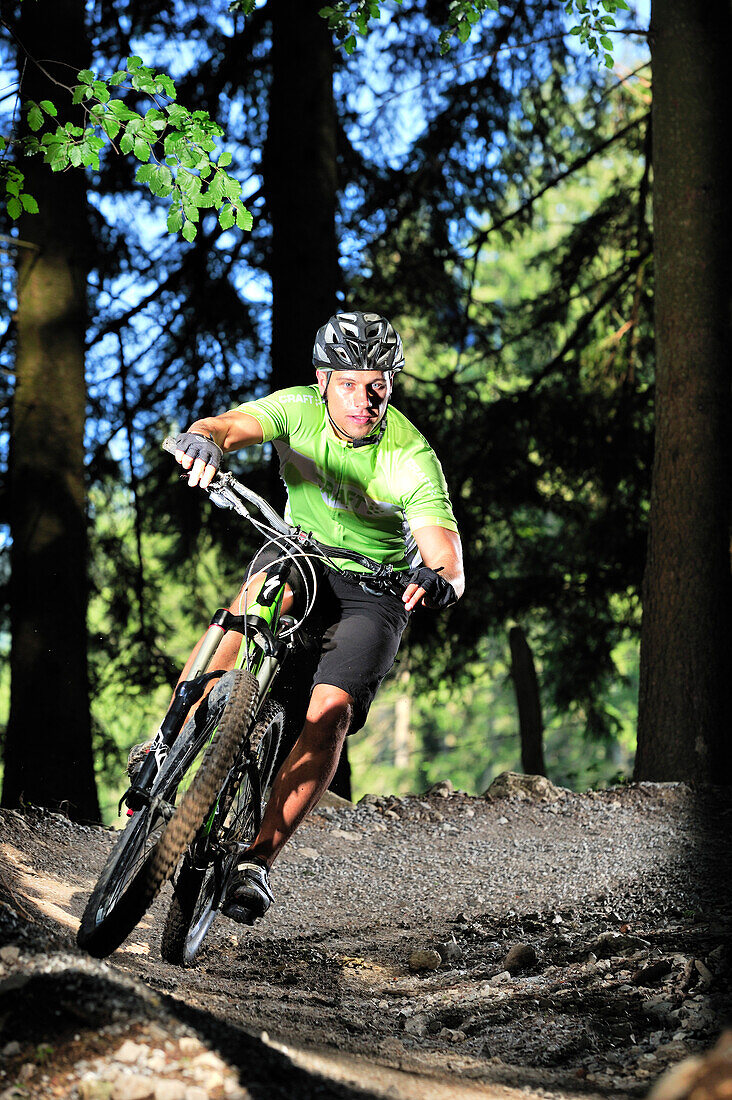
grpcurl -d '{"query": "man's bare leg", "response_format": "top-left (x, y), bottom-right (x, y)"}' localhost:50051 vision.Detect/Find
top-left (242, 683), bottom-right (353, 866)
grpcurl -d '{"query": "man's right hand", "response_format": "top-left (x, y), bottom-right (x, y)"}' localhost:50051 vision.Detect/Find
top-left (173, 431), bottom-right (224, 489)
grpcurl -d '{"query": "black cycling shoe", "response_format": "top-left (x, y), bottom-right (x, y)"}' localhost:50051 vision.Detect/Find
top-left (221, 856), bottom-right (274, 925)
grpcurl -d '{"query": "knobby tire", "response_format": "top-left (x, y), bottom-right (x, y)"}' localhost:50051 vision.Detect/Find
top-left (76, 669), bottom-right (259, 958)
top-left (160, 700), bottom-right (284, 966)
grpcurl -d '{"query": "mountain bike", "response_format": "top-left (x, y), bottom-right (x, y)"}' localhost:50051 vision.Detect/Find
top-left (76, 437), bottom-right (408, 965)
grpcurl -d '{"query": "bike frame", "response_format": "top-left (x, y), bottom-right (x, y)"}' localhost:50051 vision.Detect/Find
top-left (125, 442), bottom-right (407, 816)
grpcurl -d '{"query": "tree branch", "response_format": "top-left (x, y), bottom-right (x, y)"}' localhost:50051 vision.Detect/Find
top-left (470, 113), bottom-right (648, 249)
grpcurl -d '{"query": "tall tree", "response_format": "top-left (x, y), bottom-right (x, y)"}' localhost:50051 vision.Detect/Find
top-left (267, 0), bottom-right (339, 391)
top-left (266, 1), bottom-right (349, 795)
top-left (2, 0), bottom-right (100, 820)
top-left (635, 0), bottom-right (732, 782)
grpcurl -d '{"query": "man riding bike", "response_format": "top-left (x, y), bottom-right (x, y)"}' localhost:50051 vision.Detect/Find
top-left (170, 310), bottom-right (464, 925)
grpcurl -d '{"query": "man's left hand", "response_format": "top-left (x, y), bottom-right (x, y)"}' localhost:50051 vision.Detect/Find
top-left (402, 565), bottom-right (456, 611)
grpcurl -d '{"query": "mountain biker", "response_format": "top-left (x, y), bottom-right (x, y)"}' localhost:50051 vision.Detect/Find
top-left (170, 310), bottom-right (464, 925)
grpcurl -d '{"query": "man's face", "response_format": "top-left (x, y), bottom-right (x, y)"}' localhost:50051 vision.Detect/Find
top-left (316, 369), bottom-right (392, 440)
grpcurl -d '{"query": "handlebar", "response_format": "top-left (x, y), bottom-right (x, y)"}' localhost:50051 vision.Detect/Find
top-left (162, 436), bottom-right (409, 597)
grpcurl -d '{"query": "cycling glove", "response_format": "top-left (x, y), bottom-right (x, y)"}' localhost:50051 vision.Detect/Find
top-left (173, 431), bottom-right (223, 470)
top-left (406, 565), bottom-right (456, 610)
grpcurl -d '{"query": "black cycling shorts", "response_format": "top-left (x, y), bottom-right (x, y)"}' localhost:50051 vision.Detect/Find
top-left (243, 544), bottom-right (409, 735)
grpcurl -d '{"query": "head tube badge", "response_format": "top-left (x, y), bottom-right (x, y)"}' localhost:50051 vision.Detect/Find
top-left (259, 559), bottom-right (291, 606)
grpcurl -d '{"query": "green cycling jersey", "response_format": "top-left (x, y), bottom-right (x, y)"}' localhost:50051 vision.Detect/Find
top-left (235, 385), bottom-right (457, 572)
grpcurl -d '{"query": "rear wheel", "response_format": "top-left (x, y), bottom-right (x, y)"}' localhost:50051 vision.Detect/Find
top-left (160, 700), bottom-right (284, 966)
top-left (77, 670), bottom-right (258, 958)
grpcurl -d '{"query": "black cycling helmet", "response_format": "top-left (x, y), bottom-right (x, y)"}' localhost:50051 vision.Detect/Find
top-left (312, 311), bottom-right (405, 374)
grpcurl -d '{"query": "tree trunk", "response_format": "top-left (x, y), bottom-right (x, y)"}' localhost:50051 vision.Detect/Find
top-left (2, 0), bottom-right (100, 821)
top-left (635, 0), bottom-right (732, 783)
top-left (267, 0), bottom-right (339, 392)
top-left (266, 2), bottom-right (349, 794)
top-left (508, 625), bottom-right (546, 777)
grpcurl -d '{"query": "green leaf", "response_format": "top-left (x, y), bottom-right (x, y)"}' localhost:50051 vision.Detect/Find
top-left (20, 193), bottom-right (39, 214)
top-left (77, 68), bottom-right (94, 84)
top-left (134, 138), bottom-right (152, 160)
top-left (120, 132), bottom-right (134, 155)
top-left (179, 147), bottom-right (199, 169)
top-left (208, 174), bottom-right (226, 207)
top-left (177, 169), bottom-right (195, 193)
top-left (218, 205), bottom-right (236, 230)
top-left (457, 19), bottom-right (471, 42)
top-left (218, 150), bottom-right (232, 167)
top-left (604, 52), bottom-right (614, 67)
top-left (72, 85), bottom-right (86, 105)
top-left (101, 117), bottom-right (121, 140)
top-left (154, 73), bottom-right (177, 99)
top-left (344, 34), bottom-right (357, 53)
top-left (107, 101), bottom-right (139, 121)
top-left (138, 124), bottom-right (158, 144)
top-left (222, 174), bottom-right (242, 201)
top-left (7, 196), bottom-right (22, 220)
top-left (39, 100), bottom-right (57, 117)
top-left (27, 104), bottom-right (44, 132)
top-left (109, 70), bottom-right (127, 86)
top-left (149, 164), bottom-right (174, 196)
top-left (182, 220), bottom-right (197, 242)
top-left (235, 206), bottom-right (253, 231)
top-left (600, 34), bottom-right (613, 49)
top-left (167, 104), bottom-right (189, 128)
top-left (126, 55), bottom-right (143, 70)
top-left (92, 81), bottom-right (111, 104)
top-left (167, 205), bottom-right (183, 233)
top-left (135, 164), bottom-right (155, 183)
top-left (132, 72), bottom-right (157, 93)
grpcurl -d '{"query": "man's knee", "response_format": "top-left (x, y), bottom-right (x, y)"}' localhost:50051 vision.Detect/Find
top-left (304, 685), bottom-right (353, 746)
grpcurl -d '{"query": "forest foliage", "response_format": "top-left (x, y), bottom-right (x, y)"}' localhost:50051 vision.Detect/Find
top-left (0, 0), bottom-right (655, 819)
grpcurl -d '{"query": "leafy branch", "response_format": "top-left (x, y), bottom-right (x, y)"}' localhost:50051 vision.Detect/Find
top-left (567, 0), bottom-right (630, 68)
top-left (313, 0), bottom-right (629, 61)
top-left (1, 54), bottom-right (251, 241)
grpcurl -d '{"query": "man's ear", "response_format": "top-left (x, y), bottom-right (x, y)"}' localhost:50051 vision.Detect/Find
top-left (315, 369), bottom-right (329, 396)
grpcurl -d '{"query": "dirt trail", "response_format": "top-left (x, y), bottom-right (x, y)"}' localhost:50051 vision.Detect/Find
top-left (1, 779), bottom-right (730, 1099)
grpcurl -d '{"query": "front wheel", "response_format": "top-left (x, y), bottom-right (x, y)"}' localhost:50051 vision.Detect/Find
top-left (77, 670), bottom-right (258, 958)
top-left (160, 700), bottom-right (284, 966)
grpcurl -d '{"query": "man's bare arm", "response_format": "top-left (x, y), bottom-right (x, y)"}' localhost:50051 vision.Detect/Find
top-left (403, 526), bottom-right (465, 611)
top-left (176, 410), bottom-right (264, 488)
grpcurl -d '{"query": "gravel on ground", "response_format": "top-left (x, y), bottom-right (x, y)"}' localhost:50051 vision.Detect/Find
top-left (1, 776), bottom-right (731, 1100)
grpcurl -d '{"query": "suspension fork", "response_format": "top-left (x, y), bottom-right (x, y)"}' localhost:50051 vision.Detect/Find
top-left (233, 557), bottom-right (293, 708)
